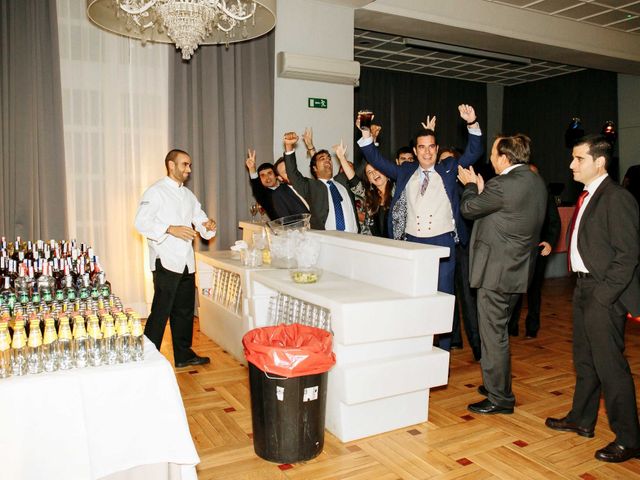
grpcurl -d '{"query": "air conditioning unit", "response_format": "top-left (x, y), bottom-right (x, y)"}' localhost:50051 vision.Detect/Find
top-left (277, 52), bottom-right (360, 86)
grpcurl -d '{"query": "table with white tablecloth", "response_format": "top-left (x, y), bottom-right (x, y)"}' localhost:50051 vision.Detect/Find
top-left (0, 338), bottom-right (199, 480)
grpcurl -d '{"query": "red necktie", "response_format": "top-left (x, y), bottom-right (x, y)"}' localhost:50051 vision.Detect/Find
top-left (567, 190), bottom-right (589, 271)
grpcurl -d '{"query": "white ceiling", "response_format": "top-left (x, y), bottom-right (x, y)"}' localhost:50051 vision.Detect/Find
top-left (342, 0), bottom-right (640, 84)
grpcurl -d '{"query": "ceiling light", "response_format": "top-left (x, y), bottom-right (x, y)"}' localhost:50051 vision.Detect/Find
top-left (87, 0), bottom-right (276, 60)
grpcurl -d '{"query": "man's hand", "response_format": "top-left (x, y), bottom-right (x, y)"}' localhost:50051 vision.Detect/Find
top-left (202, 219), bottom-right (217, 232)
top-left (458, 165), bottom-right (484, 193)
top-left (283, 132), bottom-right (298, 152)
top-left (167, 225), bottom-right (197, 241)
top-left (370, 124), bottom-right (382, 142)
top-left (302, 127), bottom-right (315, 149)
top-left (421, 115), bottom-right (436, 131)
top-left (245, 148), bottom-right (256, 173)
top-left (539, 241), bottom-right (552, 256)
top-left (332, 140), bottom-right (347, 161)
top-left (458, 104), bottom-right (477, 125)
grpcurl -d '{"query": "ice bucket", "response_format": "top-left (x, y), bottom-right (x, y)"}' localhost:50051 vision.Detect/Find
top-left (265, 214), bottom-right (311, 268)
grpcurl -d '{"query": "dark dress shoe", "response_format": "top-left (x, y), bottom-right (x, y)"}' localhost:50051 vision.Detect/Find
top-left (545, 417), bottom-right (594, 438)
top-left (175, 355), bottom-right (210, 368)
top-left (467, 399), bottom-right (514, 415)
top-left (525, 331), bottom-right (537, 339)
top-left (595, 442), bottom-right (640, 463)
top-left (472, 345), bottom-right (481, 361)
top-left (477, 385), bottom-right (489, 396)
top-left (450, 342), bottom-right (463, 350)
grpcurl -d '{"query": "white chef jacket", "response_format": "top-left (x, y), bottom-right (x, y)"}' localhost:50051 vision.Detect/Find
top-left (134, 176), bottom-right (216, 274)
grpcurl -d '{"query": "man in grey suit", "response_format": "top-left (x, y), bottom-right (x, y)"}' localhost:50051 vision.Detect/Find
top-left (283, 132), bottom-right (360, 232)
top-left (458, 134), bottom-right (547, 414)
top-left (545, 134), bottom-right (640, 463)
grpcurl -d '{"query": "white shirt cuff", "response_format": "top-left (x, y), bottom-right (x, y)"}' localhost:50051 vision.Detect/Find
top-left (357, 136), bottom-right (374, 147)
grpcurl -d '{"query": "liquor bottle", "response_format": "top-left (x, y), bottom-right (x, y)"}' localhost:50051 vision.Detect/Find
top-left (10, 319), bottom-right (27, 376)
top-left (130, 313), bottom-right (144, 362)
top-left (27, 317), bottom-right (44, 374)
top-left (37, 261), bottom-right (55, 304)
top-left (95, 271), bottom-right (111, 300)
top-left (115, 314), bottom-right (131, 363)
top-left (101, 314), bottom-right (117, 365)
top-left (78, 273), bottom-right (91, 301)
top-left (42, 317), bottom-right (59, 372)
top-left (86, 315), bottom-right (103, 367)
top-left (72, 315), bottom-right (88, 368)
top-left (57, 316), bottom-right (73, 370)
top-left (62, 265), bottom-right (77, 302)
top-left (14, 265), bottom-right (30, 305)
top-left (0, 277), bottom-right (16, 312)
top-left (0, 322), bottom-right (11, 378)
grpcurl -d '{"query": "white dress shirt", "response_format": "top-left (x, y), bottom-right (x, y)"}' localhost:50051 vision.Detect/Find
top-left (320, 178), bottom-right (358, 233)
top-left (570, 173), bottom-right (608, 273)
top-left (134, 176), bottom-right (216, 274)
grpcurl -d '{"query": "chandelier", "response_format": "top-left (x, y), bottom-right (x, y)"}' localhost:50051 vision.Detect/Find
top-left (87, 0), bottom-right (276, 60)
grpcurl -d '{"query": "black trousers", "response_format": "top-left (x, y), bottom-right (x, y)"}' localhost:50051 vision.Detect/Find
top-left (508, 254), bottom-right (548, 336)
top-left (568, 277), bottom-right (640, 448)
top-left (452, 242), bottom-right (480, 358)
top-left (477, 287), bottom-right (520, 408)
top-left (144, 259), bottom-right (196, 364)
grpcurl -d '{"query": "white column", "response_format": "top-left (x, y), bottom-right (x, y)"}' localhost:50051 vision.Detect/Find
top-left (273, 0), bottom-right (357, 176)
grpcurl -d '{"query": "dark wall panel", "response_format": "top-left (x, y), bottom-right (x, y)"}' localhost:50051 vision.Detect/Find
top-left (502, 69), bottom-right (618, 203)
top-left (354, 67), bottom-right (487, 165)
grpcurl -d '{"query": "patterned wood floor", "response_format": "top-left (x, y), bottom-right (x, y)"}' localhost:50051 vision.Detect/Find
top-left (159, 277), bottom-right (640, 479)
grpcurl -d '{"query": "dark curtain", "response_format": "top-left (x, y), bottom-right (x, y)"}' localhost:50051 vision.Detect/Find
top-left (0, 0), bottom-right (68, 239)
top-left (503, 69), bottom-right (618, 203)
top-left (169, 31), bottom-right (275, 250)
top-left (354, 67), bottom-right (487, 169)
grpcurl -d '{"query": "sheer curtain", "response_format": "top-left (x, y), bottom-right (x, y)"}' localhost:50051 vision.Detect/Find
top-left (56, 0), bottom-right (170, 312)
top-left (0, 0), bottom-right (68, 239)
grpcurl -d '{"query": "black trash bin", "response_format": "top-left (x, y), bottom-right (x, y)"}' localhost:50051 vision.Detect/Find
top-left (243, 323), bottom-right (336, 464)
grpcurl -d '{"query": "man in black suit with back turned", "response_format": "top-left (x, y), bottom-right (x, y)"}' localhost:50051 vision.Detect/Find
top-left (245, 149), bottom-right (309, 220)
top-left (545, 134), bottom-right (640, 463)
top-left (458, 134), bottom-right (547, 415)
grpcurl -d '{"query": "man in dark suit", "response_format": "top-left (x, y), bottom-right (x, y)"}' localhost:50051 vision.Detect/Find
top-left (458, 134), bottom-right (547, 414)
top-left (245, 149), bottom-right (309, 221)
top-left (283, 132), bottom-right (360, 232)
top-left (545, 134), bottom-right (640, 463)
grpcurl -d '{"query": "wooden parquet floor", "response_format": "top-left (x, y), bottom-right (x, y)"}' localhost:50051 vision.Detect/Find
top-left (159, 277), bottom-right (640, 479)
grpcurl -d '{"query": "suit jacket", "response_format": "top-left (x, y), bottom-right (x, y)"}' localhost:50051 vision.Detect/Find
top-left (360, 133), bottom-right (482, 242)
top-left (284, 151), bottom-right (360, 231)
top-left (249, 176), bottom-right (309, 220)
top-left (575, 176), bottom-right (640, 316)
top-left (461, 165), bottom-right (547, 294)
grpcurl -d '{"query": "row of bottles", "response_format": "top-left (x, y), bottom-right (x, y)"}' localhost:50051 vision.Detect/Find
top-left (0, 311), bottom-right (144, 378)
top-left (1, 238), bottom-right (111, 315)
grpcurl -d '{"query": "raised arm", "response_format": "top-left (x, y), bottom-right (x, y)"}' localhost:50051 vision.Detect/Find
top-left (355, 115), bottom-right (402, 181)
top-left (457, 104), bottom-right (483, 168)
top-left (283, 132), bottom-right (311, 200)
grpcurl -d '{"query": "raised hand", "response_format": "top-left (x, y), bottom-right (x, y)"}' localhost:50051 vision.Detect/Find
top-left (458, 165), bottom-right (479, 186)
top-left (302, 127), bottom-right (314, 149)
top-left (332, 140), bottom-right (347, 161)
top-left (245, 148), bottom-right (256, 173)
top-left (421, 115), bottom-right (437, 131)
top-left (370, 124), bottom-right (382, 142)
top-left (283, 132), bottom-right (299, 152)
top-left (458, 104), bottom-right (477, 125)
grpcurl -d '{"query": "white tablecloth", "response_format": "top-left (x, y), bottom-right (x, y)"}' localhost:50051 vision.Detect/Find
top-left (0, 338), bottom-right (199, 480)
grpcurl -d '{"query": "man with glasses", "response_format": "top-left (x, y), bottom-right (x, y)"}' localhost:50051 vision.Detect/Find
top-left (356, 105), bottom-right (483, 351)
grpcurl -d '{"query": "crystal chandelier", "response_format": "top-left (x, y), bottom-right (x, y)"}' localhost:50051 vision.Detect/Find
top-left (87, 0), bottom-right (276, 60)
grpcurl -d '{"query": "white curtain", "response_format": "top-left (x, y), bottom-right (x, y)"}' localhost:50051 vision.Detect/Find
top-left (56, 0), bottom-right (170, 313)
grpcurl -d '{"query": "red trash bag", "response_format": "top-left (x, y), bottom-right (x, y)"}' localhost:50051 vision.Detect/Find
top-left (243, 323), bottom-right (336, 378)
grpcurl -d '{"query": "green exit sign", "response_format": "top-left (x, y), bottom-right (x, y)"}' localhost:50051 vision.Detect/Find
top-left (308, 98), bottom-right (327, 109)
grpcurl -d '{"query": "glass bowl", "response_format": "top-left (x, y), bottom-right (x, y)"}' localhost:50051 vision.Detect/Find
top-left (290, 267), bottom-right (322, 284)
